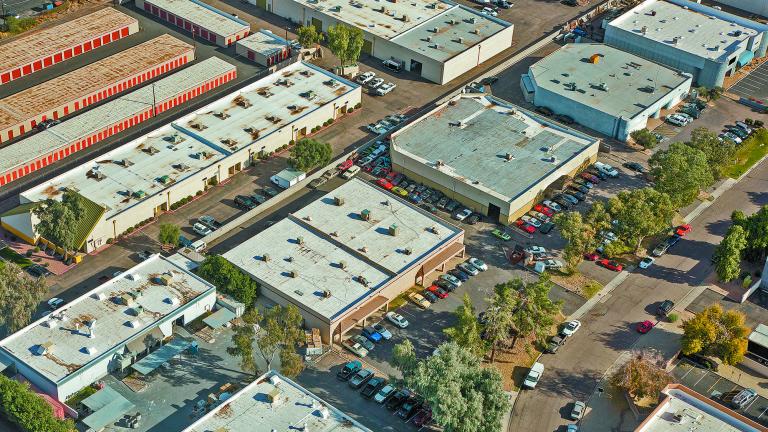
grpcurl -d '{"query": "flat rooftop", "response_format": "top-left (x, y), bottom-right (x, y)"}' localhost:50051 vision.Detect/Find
top-left (144, 0), bottom-right (249, 36)
top-left (638, 385), bottom-right (763, 432)
top-left (391, 5), bottom-right (510, 62)
top-left (21, 124), bottom-right (227, 220)
top-left (0, 35), bottom-right (193, 132)
top-left (237, 30), bottom-right (290, 56)
top-left (529, 43), bottom-right (691, 119)
top-left (0, 8), bottom-right (138, 73)
top-left (184, 371), bottom-right (371, 432)
top-left (0, 57), bottom-right (236, 175)
top-left (0, 254), bottom-right (215, 383)
top-left (609, 0), bottom-right (766, 60)
top-left (173, 61), bottom-right (358, 155)
top-left (391, 95), bottom-right (599, 203)
top-left (224, 179), bottom-right (462, 320)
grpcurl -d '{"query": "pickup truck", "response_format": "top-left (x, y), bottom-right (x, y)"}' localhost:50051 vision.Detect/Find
top-left (342, 338), bottom-right (369, 357)
top-left (523, 362), bottom-right (544, 389)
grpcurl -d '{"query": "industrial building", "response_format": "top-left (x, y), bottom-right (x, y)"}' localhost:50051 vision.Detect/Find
top-left (0, 35), bottom-right (194, 144)
top-left (390, 94), bottom-right (600, 225)
top-left (0, 57), bottom-right (237, 187)
top-left (714, 0), bottom-right (768, 18)
top-left (521, 43), bottom-right (692, 141)
top-left (0, 61), bottom-right (359, 253)
top-left (635, 384), bottom-right (765, 432)
top-left (0, 8), bottom-right (139, 85)
top-left (267, 0), bottom-right (514, 84)
top-left (0, 254), bottom-right (216, 402)
top-left (136, 0), bottom-right (251, 47)
top-left (236, 29), bottom-right (294, 67)
top-left (184, 371), bottom-right (372, 432)
top-left (604, 0), bottom-right (768, 87)
top-left (224, 179), bottom-right (465, 343)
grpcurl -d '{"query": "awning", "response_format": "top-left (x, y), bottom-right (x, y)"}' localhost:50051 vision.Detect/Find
top-left (131, 338), bottom-right (191, 375)
top-left (203, 308), bottom-right (236, 329)
top-left (126, 337), bottom-right (147, 355)
top-left (738, 50), bottom-right (755, 67)
top-left (81, 387), bottom-right (134, 430)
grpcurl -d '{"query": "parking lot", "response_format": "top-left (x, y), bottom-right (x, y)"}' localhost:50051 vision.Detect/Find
top-left (729, 61), bottom-right (768, 103)
top-left (671, 359), bottom-right (768, 427)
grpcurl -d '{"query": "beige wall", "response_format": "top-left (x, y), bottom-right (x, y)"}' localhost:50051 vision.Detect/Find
top-left (440, 24), bottom-right (514, 84)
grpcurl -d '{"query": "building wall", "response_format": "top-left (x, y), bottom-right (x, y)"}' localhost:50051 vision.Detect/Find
top-left (0, 22), bottom-right (139, 86)
top-left (0, 69), bottom-right (237, 187)
top-left (715, 0), bottom-right (768, 17)
top-left (136, 0), bottom-right (250, 47)
top-left (371, 37), bottom-right (445, 84)
top-left (0, 50), bottom-right (195, 144)
top-left (439, 24), bottom-right (514, 84)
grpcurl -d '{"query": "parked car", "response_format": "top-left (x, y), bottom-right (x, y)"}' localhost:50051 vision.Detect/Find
top-left (412, 407), bottom-right (433, 427)
top-left (458, 262), bottom-right (479, 276)
top-left (560, 320), bottom-right (582, 337)
top-left (427, 284), bottom-right (449, 299)
top-left (492, 229), bottom-right (512, 241)
top-left (598, 259), bottom-right (623, 272)
top-left (723, 131), bottom-right (743, 144)
top-left (440, 273), bottom-right (462, 287)
top-left (583, 251), bottom-right (599, 261)
top-left (349, 369), bottom-right (374, 389)
top-left (382, 59), bottom-right (403, 72)
top-left (568, 184), bottom-right (589, 195)
top-left (342, 339), bottom-right (368, 357)
top-left (466, 213), bottom-right (481, 225)
top-left (554, 114), bottom-right (575, 124)
top-left (251, 192), bottom-right (268, 204)
top-left (545, 335), bottom-right (565, 353)
top-left (678, 352), bottom-right (718, 371)
top-left (336, 360), bottom-right (362, 380)
top-left (637, 320), bottom-right (654, 334)
top-left (409, 293), bottom-right (431, 309)
top-left (353, 335), bottom-right (375, 352)
top-left (449, 268), bottom-right (470, 281)
top-left (730, 388), bottom-right (758, 410)
top-left (27, 264), bottom-right (53, 278)
top-left (623, 161), bottom-right (645, 173)
top-left (376, 82), bottom-right (397, 95)
top-left (675, 224), bottom-right (692, 236)
top-left (533, 204), bottom-right (554, 216)
top-left (386, 312), bottom-right (409, 328)
top-left (529, 210), bottom-right (551, 223)
top-left (192, 222), bottom-right (212, 236)
top-left (539, 222), bottom-right (555, 234)
top-left (652, 242), bottom-right (670, 257)
top-left (559, 193), bottom-right (579, 205)
top-left (481, 6), bottom-right (498, 15)
top-left (657, 299), bottom-right (675, 316)
top-left (397, 397), bottom-right (423, 419)
top-left (356, 71), bottom-right (375, 85)
top-left (523, 362), bottom-right (544, 389)
top-left (735, 121), bottom-right (753, 134)
top-left (543, 200), bottom-right (563, 212)
top-left (234, 195), bottom-right (256, 210)
top-left (36, 119), bottom-right (61, 130)
top-left (515, 220), bottom-right (537, 234)
top-left (594, 161), bottom-right (619, 178)
top-left (570, 401), bottom-right (586, 420)
top-left (580, 172), bottom-right (600, 183)
top-left (552, 197), bottom-right (571, 210)
top-left (522, 215), bottom-right (542, 228)
top-left (263, 187), bottom-right (279, 197)
top-left (368, 77), bottom-right (385, 89)
top-left (47, 298), bottom-right (65, 310)
top-left (567, 188), bottom-right (586, 201)
top-left (362, 326), bottom-right (383, 343)
top-left (198, 215), bottom-right (221, 230)
top-left (361, 377), bottom-right (387, 398)
top-left (639, 257), bottom-right (655, 269)
top-left (386, 389), bottom-right (412, 410)
top-left (572, 178), bottom-right (594, 189)
top-left (454, 208), bottom-right (472, 221)
top-left (374, 384), bottom-right (397, 403)
top-left (468, 257), bottom-right (488, 271)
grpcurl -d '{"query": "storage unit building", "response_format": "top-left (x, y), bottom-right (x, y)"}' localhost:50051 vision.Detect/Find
top-left (604, 0), bottom-right (768, 87)
top-left (268, 0), bottom-right (514, 84)
top-left (0, 8), bottom-right (139, 85)
top-left (0, 254), bottom-right (216, 402)
top-left (236, 29), bottom-right (294, 67)
top-left (136, 0), bottom-right (250, 47)
top-left (521, 43), bottom-right (692, 141)
top-left (0, 35), bottom-right (194, 144)
top-left (390, 94), bottom-right (600, 225)
top-left (0, 57), bottom-right (237, 187)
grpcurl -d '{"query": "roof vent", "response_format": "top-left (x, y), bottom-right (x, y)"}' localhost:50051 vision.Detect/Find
top-left (43, 319), bottom-right (57, 328)
top-left (269, 375), bottom-right (282, 386)
top-left (361, 209), bottom-right (371, 221)
top-left (403, 247), bottom-right (412, 255)
top-left (430, 226), bottom-right (440, 235)
top-left (263, 254), bottom-right (271, 262)
top-left (455, 37), bottom-right (463, 44)
top-left (164, 296), bottom-right (179, 306)
top-left (388, 224), bottom-right (399, 236)
top-left (505, 153), bottom-right (514, 161)
top-left (360, 246), bottom-right (369, 253)
top-left (339, 260), bottom-right (347, 269)
top-left (213, 111), bottom-right (230, 120)
top-left (358, 276), bottom-right (369, 287)
top-left (401, 14), bottom-right (410, 22)
top-left (467, 17), bottom-right (476, 24)
top-left (81, 346), bottom-right (98, 355)
top-left (425, 36), bottom-right (432, 42)
top-left (126, 320), bottom-right (141, 328)
top-left (436, 160), bottom-right (445, 168)
top-left (32, 342), bottom-right (52, 356)
top-left (297, 236), bottom-right (305, 246)
top-left (431, 26), bottom-right (439, 33)
top-left (321, 290), bottom-right (331, 299)
top-left (319, 406), bottom-right (330, 419)
top-left (289, 270), bottom-right (299, 278)
top-left (470, 28), bottom-right (480, 35)
top-left (641, 26), bottom-right (647, 34)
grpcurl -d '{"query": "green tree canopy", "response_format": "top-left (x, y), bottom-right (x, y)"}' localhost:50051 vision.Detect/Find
top-left (713, 225), bottom-right (747, 282)
top-left (611, 353), bottom-right (672, 400)
top-left (158, 223), bottom-right (181, 247)
top-left (609, 187), bottom-right (675, 252)
top-left (509, 274), bottom-right (561, 350)
top-left (553, 211), bottom-right (594, 272)
top-left (0, 374), bottom-right (75, 432)
top-left (289, 138), bottom-right (332, 172)
top-left (227, 308), bottom-right (260, 375)
top-left (630, 128), bottom-right (658, 149)
top-left (0, 262), bottom-right (49, 333)
top-left (296, 25), bottom-right (322, 48)
top-left (687, 128), bottom-right (736, 180)
top-left (443, 293), bottom-right (485, 357)
top-left (730, 205), bottom-right (768, 263)
top-left (697, 86), bottom-right (724, 102)
top-left (649, 142), bottom-right (714, 208)
top-left (33, 189), bottom-right (85, 254)
top-left (326, 24), bottom-right (364, 75)
top-left (197, 255), bottom-right (259, 306)
top-left (681, 304), bottom-right (749, 365)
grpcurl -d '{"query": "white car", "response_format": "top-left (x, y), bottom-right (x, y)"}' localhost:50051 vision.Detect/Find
top-left (356, 71), bottom-right (375, 85)
top-left (521, 215), bottom-right (542, 228)
top-left (524, 246), bottom-right (547, 254)
top-left (366, 123), bottom-right (387, 135)
top-left (666, 114), bottom-right (689, 127)
top-left (386, 312), bottom-right (409, 328)
top-left (368, 77), bottom-right (385, 89)
top-left (530, 211), bottom-right (550, 223)
top-left (481, 6), bottom-right (498, 16)
top-left (601, 231), bottom-right (618, 242)
top-left (192, 222), bottom-right (212, 236)
top-left (440, 273), bottom-right (462, 286)
top-left (372, 322), bottom-right (392, 340)
top-left (543, 200), bottom-right (562, 212)
top-left (560, 320), bottom-right (582, 337)
top-left (47, 298), bottom-right (65, 310)
top-left (543, 259), bottom-right (564, 270)
top-left (375, 82), bottom-right (396, 96)
top-left (454, 208), bottom-right (473, 221)
top-left (639, 257), bottom-right (655, 269)
top-left (468, 257), bottom-right (488, 272)
top-left (594, 162), bottom-right (619, 178)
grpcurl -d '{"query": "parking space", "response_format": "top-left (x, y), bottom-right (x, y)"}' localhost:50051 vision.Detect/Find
top-left (729, 61), bottom-right (768, 103)
top-left (686, 287), bottom-right (768, 329)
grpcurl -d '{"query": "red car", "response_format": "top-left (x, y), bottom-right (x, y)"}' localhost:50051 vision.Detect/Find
top-left (376, 178), bottom-right (393, 190)
top-left (515, 219), bottom-right (536, 234)
top-left (580, 172), bottom-right (600, 183)
top-left (338, 159), bottom-right (354, 171)
top-left (637, 320), bottom-right (654, 334)
top-left (534, 204), bottom-right (554, 217)
top-left (675, 224), bottom-right (692, 236)
top-left (386, 170), bottom-right (399, 181)
top-left (583, 252), bottom-right (599, 261)
top-left (427, 284), bottom-right (449, 299)
top-left (412, 408), bottom-right (433, 427)
top-left (598, 259), bottom-right (623, 272)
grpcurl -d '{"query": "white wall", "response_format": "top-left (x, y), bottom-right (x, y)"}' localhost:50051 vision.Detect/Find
top-left (441, 24), bottom-right (514, 84)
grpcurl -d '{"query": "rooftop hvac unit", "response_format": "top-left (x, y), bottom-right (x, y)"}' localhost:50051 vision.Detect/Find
top-left (127, 320), bottom-right (140, 328)
top-left (263, 254), bottom-right (271, 262)
top-left (164, 296), bottom-right (179, 305)
top-left (339, 260), bottom-right (347, 269)
top-left (431, 26), bottom-right (439, 33)
top-left (641, 26), bottom-right (647, 35)
top-left (401, 14), bottom-right (409, 22)
top-left (467, 17), bottom-right (476, 24)
top-left (455, 37), bottom-right (463, 44)
top-left (290, 270), bottom-right (299, 278)
top-left (425, 36), bottom-right (432, 42)
top-left (82, 346), bottom-right (98, 355)
top-left (358, 276), bottom-right (369, 286)
top-left (321, 290), bottom-right (331, 299)
top-left (32, 342), bottom-right (52, 356)
top-left (297, 236), bottom-right (305, 245)
top-left (589, 53), bottom-right (600, 64)
top-left (361, 209), bottom-right (371, 221)
top-left (389, 224), bottom-right (399, 236)
top-left (334, 196), bottom-right (345, 206)
top-left (505, 153), bottom-right (514, 161)
top-left (403, 247), bottom-right (412, 255)
top-left (213, 111), bottom-right (230, 119)
top-left (430, 226), bottom-right (439, 234)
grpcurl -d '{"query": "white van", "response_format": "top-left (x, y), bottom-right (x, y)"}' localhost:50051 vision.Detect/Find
top-left (594, 161), bottom-right (619, 178)
top-left (523, 362), bottom-right (544, 389)
top-left (341, 165), bottom-right (361, 180)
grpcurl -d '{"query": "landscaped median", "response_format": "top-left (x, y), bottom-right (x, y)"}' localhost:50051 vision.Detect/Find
top-left (725, 128), bottom-right (768, 179)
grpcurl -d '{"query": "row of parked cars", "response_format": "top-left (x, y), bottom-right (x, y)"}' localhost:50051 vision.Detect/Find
top-left (355, 71), bottom-right (397, 96)
top-left (233, 186), bottom-right (279, 211)
top-left (366, 114), bottom-right (407, 136)
top-left (719, 120), bottom-right (757, 145)
top-left (342, 315), bottom-right (404, 358)
top-left (408, 258), bottom-right (488, 309)
top-left (336, 361), bottom-right (434, 426)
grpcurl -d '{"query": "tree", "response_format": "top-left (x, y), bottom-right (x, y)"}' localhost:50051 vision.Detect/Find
top-left (553, 211), bottom-right (593, 272)
top-left (279, 349), bottom-right (304, 379)
top-left (197, 255), bottom-right (259, 306)
top-left (227, 308), bottom-right (260, 375)
top-left (649, 142), bottom-right (714, 208)
top-left (609, 188), bottom-right (675, 252)
top-left (326, 24), bottom-right (364, 75)
top-left (392, 339), bottom-right (418, 381)
top-left (33, 189), bottom-right (85, 257)
top-left (611, 353), bottom-right (673, 400)
top-left (730, 205), bottom-right (768, 263)
top-left (483, 279), bottom-right (520, 361)
top-left (681, 304), bottom-right (749, 365)
top-left (509, 275), bottom-right (561, 351)
top-left (443, 294), bottom-right (486, 357)
top-left (0, 374), bottom-right (75, 432)
top-left (698, 86), bottom-right (724, 102)
top-left (393, 342), bottom-right (507, 432)
top-left (688, 128), bottom-right (735, 180)
top-left (584, 201), bottom-right (612, 235)
top-left (0, 262), bottom-right (49, 333)
top-left (296, 25), bottom-right (322, 49)
top-left (158, 223), bottom-right (181, 247)
top-left (288, 138), bottom-right (332, 172)
top-left (630, 128), bottom-right (658, 149)
top-left (713, 225), bottom-right (747, 282)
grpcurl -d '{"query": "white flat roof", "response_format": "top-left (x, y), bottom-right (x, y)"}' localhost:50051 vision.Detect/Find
top-left (610, 0), bottom-right (766, 60)
top-left (237, 29), bottom-right (290, 56)
top-left (184, 371), bottom-right (372, 432)
top-left (21, 124), bottom-right (227, 220)
top-left (0, 254), bottom-right (215, 384)
top-left (173, 61), bottom-right (359, 154)
top-left (145, 0), bottom-right (250, 37)
top-left (223, 179), bottom-right (462, 320)
top-left (0, 57), bottom-right (236, 176)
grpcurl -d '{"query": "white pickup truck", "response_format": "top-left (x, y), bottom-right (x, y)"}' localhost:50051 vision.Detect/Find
top-left (523, 362), bottom-right (544, 389)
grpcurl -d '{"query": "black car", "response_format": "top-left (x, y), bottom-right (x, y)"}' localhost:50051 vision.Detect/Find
top-left (421, 203), bottom-right (438, 214)
top-left (444, 200), bottom-right (460, 213)
top-left (552, 196), bottom-right (571, 210)
top-left (569, 184), bottom-right (589, 195)
top-left (26, 264), bottom-right (52, 278)
top-left (234, 195), bottom-right (256, 210)
top-left (386, 389), bottom-right (411, 410)
top-left (449, 269), bottom-right (470, 282)
top-left (535, 106), bottom-right (553, 116)
top-left (678, 352), bottom-right (718, 371)
top-left (36, 119), bottom-right (61, 131)
top-left (251, 192), bottom-right (268, 204)
top-left (567, 189), bottom-right (586, 201)
top-left (436, 279), bottom-right (456, 292)
top-left (539, 222), bottom-right (555, 234)
top-left (623, 161), bottom-right (645, 173)
top-left (545, 335), bottom-right (565, 353)
top-left (422, 290), bottom-right (439, 303)
top-left (667, 234), bottom-right (681, 248)
top-left (361, 377), bottom-right (387, 399)
top-left (264, 187), bottom-right (280, 197)
top-left (397, 397), bottom-right (423, 420)
top-left (466, 213), bottom-right (481, 225)
top-left (480, 76), bottom-right (499, 85)
top-left (336, 361), bottom-right (362, 381)
top-left (349, 369), bottom-right (374, 389)
top-left (657, 299), bottom-right (675, 316)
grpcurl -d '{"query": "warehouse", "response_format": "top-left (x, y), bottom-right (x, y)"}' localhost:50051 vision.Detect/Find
top-left (0, 35), bottom-right (194, 144)
top-left (714, 0), bottom-right (768, 18)
top-left (268, 0), bottom-right (514, 84)
top-left (185, 371), bottom-right (372, 432)
top-left (0, 8), bottom-right (139, 85)
top-left (0, 254), bottom-right (216, 402)
top-left (236, 29), bottom-right (295, 67)
top-left (604, 0), bottom-right (768, 87)
top-left (136, 0), bottom-right (250, 47)
top-left (1, 62), bottom-right (357, 253)
top-left (0, 57), bottom-right (237, 187)
top-left (224, 179), bottom-right (465, 343)
top-left (390, 94), bottom-right (600, 225)
top-left (521, 43), bottom-right (692, 141)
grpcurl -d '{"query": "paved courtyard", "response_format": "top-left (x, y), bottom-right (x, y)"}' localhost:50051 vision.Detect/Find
top-left (729, 61), bottom-right (768, 103)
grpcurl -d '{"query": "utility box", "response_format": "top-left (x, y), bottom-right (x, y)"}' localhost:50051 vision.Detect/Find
top-left (270, 168), bottom-right (306, 189)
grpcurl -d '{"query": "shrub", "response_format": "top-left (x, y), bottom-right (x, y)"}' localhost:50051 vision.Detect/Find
top-left (355, 102), bottom-right (362, 109)
top-left (745, 118), bottom-right (754, 125)
top-left (196, 190), bottom-right (203, 196)
top-left (755, 120), bottom-right (765, 129)
top-left (630, 128), bottom-right (658, 149)
top-left (348, 107), bottom-right (354, 113)
top-left (126, 227), bottom-right (134, 234)
top-left (107, 238), bottom-right (114, 244)
top-left (667, 312), bottom-right (679, 323)
top-left (328, 118), bottom-right (334, 124)
top-left (197, 255), bottom-right (259, 306)
top-left (25, 250), bottom-right (33, 258)
top-left (33, 246), bottom-right (40, 253)
top-left (743, 275), bottom-right (753, 289)
top-left (208, 177), bottom-right (219, 186)
top-left (187, 195), bottom-right (193, 201)
top-left (0, 374), bottom-right (75, 432)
